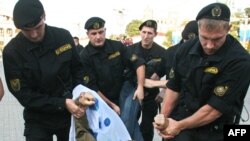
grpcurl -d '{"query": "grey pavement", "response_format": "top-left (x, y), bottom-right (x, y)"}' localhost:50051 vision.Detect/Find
top-left (0, 59), bottom-right (249, 141)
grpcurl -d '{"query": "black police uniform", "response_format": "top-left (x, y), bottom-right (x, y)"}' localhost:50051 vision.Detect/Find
top-left (80, 39), bottom-right (144, 105)
top-left (165, 20), bottom-right (198, 79)
top-left (76, 44), bottom-right (85, 55)
top-left (3, 25), bottom-right (84, 140)
top-left (130, 42), bottom-right (166, 141)
top-left (165, 42), bottom-right (182, 79)
top-left (167, 35), bottom-right (250, 141)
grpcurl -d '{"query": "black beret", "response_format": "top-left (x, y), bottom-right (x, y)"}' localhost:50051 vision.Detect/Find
top-left (13, 0), bottom-right (44, 29)
top-left (139, 20), bottom-right (157, 31)
top-left (84, 17), bottom-right (105, 30)
top-left (196, 3), bottom-right (230, 22)
top-left (182, 20), bottom-right (198, 40)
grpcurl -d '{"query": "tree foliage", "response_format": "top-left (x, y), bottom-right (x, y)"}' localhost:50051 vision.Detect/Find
top-left (125, 20), bottom-right (143, 37)
top-left (163, 30), bottom-right (173, 48)
top-left (245, 7), bottom-right (250, 17)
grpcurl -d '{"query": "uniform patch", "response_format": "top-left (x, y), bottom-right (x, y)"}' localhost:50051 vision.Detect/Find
top-left (83, 76), bottom-right (89, 84)
top-left (169, 68), bottom-right (175, 79)
top-left (130, 54), bottom-right (138, 61)
top-left (108, 51), bottom-right (120, 59)
top-left (152, 58), bottom-right (161, 62)
top-left (10, 79), bottom-right (21, 92)
top-left (214, 85), bottom-right (228, 96)
top-left (204, 67), bottom-right (219, 74)
top-left (55, 44), bottom-right (72, 55)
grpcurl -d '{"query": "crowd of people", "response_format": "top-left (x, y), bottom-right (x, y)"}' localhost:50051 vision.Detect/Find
top-left (1, 0), bottom-right (250, 141)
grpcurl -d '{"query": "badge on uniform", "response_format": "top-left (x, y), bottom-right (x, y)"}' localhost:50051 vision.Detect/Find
top-left (83, 76), bottom-right (89, 84)
top-left (10, 78), bottom-right (21, 92)
top-left (187, 33), bottom-right (196, 40)
top-left (169, 68), bottom-right (175, 79)
top-left (108, 51), bottom-right (120, 60)
top-left (130, 54), bottom-right (138, 61)
top-left (204, 67), bottom-right (219, 74)
top-left (214, 85), bottom-right (228, 96)
top-left (55, 44), bottom-right (72, 55)
top-left (211, 6), bottom-right (222, 17)
top-left (93, 22), bottom-right (100, 29)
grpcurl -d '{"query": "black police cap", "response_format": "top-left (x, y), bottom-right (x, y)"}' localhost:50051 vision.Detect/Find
top-left (13, 0), bottom-right (44, 29)
top-left (139, 20), bottom-right (157, 31)
top-left (196, 3), bottom-right (230, 22)
top-left (182, 20), bottom-right (198, 40)
top-left (84, 17), bottom-right (105, 30)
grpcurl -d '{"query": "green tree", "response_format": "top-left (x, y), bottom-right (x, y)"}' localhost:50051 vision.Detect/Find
top-left (163, 30), bottom-right (173, 48)
top-left (125, 20), bottom-right (143, 37)
top-left (245, 7), bottom-right (250, 18)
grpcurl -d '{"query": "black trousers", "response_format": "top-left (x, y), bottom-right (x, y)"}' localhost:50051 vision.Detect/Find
top-left (140, 98), bottom-right (158, 141)
top-left (24, 123), bottom-right (70, 141)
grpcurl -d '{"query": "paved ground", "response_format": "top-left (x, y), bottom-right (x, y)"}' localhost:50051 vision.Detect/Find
top-left (0, 60), bottom-right (249, 141)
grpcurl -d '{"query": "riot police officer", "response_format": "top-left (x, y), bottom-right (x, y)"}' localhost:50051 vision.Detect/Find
top-left (130, 20), bottom-right (167, 141)
top-left (154, 3), bottom-right (250, 141)
top-left (2, 0), bottom-right (89, 140)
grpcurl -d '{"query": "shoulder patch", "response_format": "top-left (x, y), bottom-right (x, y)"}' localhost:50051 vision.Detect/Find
top-left (10, 79), bottom-right (21, 92)
top-left (214, 85), bottom-right (228, 96)
top-left (55, 44), bottom-right (72, 55)
top-left (108, 51), bottom-right (120, 59)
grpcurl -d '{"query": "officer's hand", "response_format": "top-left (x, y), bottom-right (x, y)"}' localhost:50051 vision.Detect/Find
top-left (78, 92), bottom-right (95, 107)
top-left (153, 114), bottom-right (169, 130)
top-left (110, 103), bottom-right (121, 115)
top-left (155, 89), bottom-right (166, 103)
top-left (66, 99), bottom-right (86, 119)
top-left (165, 118), bottom-right (181, 137)
top-left (153, 114), bottom-right (175, 139)
top-left (133, 85), bottom-right (144, 102)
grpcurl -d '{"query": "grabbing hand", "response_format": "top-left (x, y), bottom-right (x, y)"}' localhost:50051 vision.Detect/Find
top-left (155, 89), bottom-right (166, 103)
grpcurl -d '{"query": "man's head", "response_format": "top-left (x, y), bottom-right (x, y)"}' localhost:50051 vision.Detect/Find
top-left (181, 20), bottom-right (198, 42)
top-left (13, 0), bottom-right (46, 42)
top-left (85, 17), bottom-right (106, 47)
top-left (139, 20), bottom-right (157, 49)
top-left (196, 3), bottom-right (231, 55)
top-left (73, 36), bottom-right (80, 46)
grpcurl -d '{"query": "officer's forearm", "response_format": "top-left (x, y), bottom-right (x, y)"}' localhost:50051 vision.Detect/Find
top-left (97, 91), bottom-right (114, 107)
top-left (144, 79), bottom-right (168, 88)
top-left (136, 65), bottom-right (145, 87)
top-left (161, 88), bottom-right (178, 117)
top-left (178, 104), bottom-right (222, 130)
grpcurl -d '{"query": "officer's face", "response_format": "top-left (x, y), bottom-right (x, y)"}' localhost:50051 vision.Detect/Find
top-left (140, 27), bottom-right (157, 48)
top-left (21, 18), bottom-right (45, 43)
top-left (198, 20), bottom-right (230, 55)
top-left (87, 28), bottom-right (106, 47)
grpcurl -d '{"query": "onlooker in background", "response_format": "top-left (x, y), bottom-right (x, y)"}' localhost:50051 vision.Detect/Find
top-left (80, 17), bottom-right (145, 141)
top-left (153, 3), bottom-right (250, 141)
top-left (2, 0), bottom-right (92, 140)
top-left (130, 19), bottom-right (167, 141)
top-left (73, 36), bottom-right (84, 54)
top-left (0, 78), bottom-right (4, 101)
